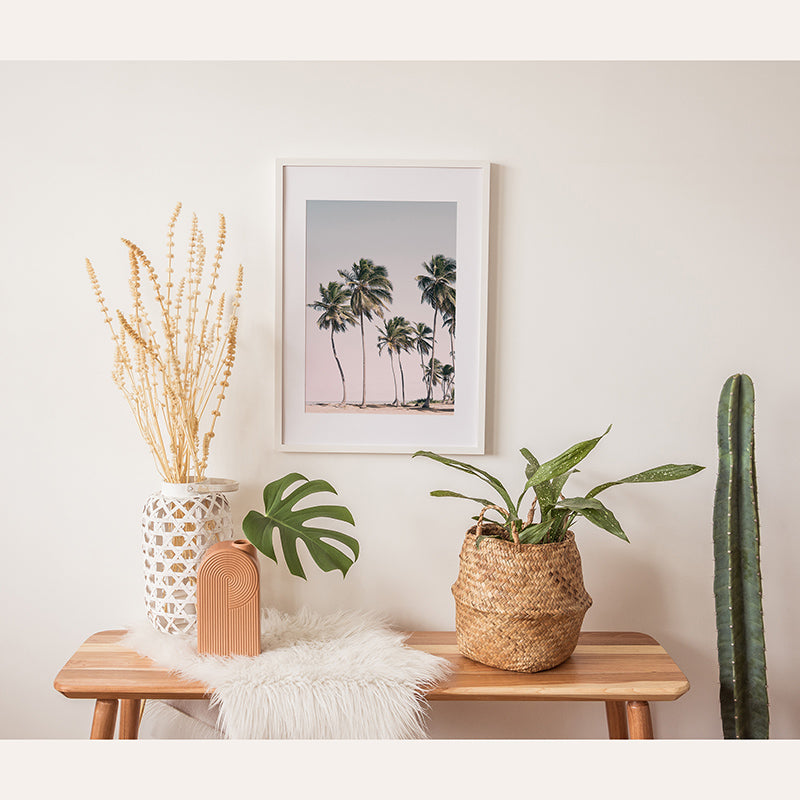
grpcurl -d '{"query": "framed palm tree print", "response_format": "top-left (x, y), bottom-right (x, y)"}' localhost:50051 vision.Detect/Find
top-left (277, 160), bottom-right (490, 453)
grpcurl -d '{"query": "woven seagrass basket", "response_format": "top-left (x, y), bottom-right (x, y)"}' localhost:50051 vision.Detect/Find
top-left (451, 523), bottom-right (592, 672)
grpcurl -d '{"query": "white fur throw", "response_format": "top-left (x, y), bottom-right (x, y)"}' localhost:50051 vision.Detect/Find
top-left (122, 608), bottom-right (451, 739)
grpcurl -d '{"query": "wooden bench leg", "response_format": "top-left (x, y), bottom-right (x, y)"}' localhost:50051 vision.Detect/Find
top-left (605, 701), bottom-right (628, 739)
top-left (90, 699), bottom-right (118, 739)
top-left (626, 700), bottom-right (654, 739)
top-left (119, 699), bottom-right (142, 740)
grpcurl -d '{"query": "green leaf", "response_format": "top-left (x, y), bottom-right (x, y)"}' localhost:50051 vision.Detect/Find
top-left (515, 486), bottom-right (532, 515)
top-left (519, 448), bottom-right (540, 481)
top-left (533, 479), bottom-right (557, 509)
top-left (526, 425), bottom-right (612, 488)
top-left (557, 496), bottom-right (629, 542)
top-left (517, 518), bottom-right (554, 544)
top-left (430, 489), bottom-right (495, 507)
top-left (586, 463), bottom-right (705, 498)
top-left (551, 469), bottom-right (578, 501)
top-left (242, 473), bottom-right (358, 580)
top-left (413, 451), bottom-right (516, 515)
top-left (516, 449), bottom-right (540, 511)
top-left (243, 509), bottom-right (276, 560)
top-left (520, 448), bottom-right (566, 512)
top-left (550, 507), bottom-right (572, 541)
top-left (471, 511), bottom-right (505, 524)
top-left (556, 497), bottom-right (606, 511)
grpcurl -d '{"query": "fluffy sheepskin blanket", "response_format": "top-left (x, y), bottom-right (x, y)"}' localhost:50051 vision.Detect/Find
top-left (122, 608), bottom-right (451, 739)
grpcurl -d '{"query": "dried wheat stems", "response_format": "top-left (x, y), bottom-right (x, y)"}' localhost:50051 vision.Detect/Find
top-left (86, 204), bottom-right (243, 482)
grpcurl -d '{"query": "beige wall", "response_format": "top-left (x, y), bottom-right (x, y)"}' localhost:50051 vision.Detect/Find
top-left (2, 61), bottom-right (798, 738)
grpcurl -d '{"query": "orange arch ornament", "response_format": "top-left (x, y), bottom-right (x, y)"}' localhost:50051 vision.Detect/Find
top-left (197, 540), bottom-right (261, 656)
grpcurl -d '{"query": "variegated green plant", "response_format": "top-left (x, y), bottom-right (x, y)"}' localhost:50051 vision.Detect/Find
top-left (242, 473), bottom-right (358, 579)
top-left (414, 427), bottom-right (703, 545)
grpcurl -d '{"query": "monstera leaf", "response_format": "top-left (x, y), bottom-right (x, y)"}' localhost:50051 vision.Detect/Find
top-left (242, 473), bottom-right (359, 580)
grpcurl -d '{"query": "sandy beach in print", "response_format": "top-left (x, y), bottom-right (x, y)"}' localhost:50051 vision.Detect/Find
top-left (306, 402), bottom-right (455, 414)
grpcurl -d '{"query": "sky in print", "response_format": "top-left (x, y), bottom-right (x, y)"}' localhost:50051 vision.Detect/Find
top-left (305, 200), bottom-right (457, 405)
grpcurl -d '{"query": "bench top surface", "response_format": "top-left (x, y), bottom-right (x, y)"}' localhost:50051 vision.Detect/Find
top-left (54, 629), bottom-right (689, 702)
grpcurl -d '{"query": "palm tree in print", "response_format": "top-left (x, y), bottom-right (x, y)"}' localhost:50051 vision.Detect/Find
top-left (416, 254), bottom-right (456, 408)
top-left (442, 298), bottom-right (455, 372)
top-left (423, 357), bottom-right (444, 399)
top-left (411, 322), bottom-right (433, 389)
top-left (376, 316), bottom-right (414, 406)
top-left (441, 362), bottom-right (454, 403)
top-left (393, 317), bottom-right (415, 405)
top-left (308, 281), bottom-right (356, 406)
top-left (338, 258), bottom-right (393, 408)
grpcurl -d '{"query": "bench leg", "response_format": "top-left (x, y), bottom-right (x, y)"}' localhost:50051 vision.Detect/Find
top-left (90, 699), bottom-right (118, 739)
top-left (626, 700), bottom-right (654, 739)
top-left (119, 699), bottom-right (142, 740)
top-left (605, 701), bottom-right (628, 739)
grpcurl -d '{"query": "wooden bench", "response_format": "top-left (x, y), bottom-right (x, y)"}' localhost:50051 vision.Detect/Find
top-left (54, 629), bottom-right (689, 739)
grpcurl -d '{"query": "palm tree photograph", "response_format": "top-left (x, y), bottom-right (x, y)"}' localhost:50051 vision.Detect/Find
top-left (305, 200), bottom-right (456, 414)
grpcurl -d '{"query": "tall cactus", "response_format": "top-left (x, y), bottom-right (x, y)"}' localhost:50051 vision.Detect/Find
top-left (713, 373), bottom-right (768, 738)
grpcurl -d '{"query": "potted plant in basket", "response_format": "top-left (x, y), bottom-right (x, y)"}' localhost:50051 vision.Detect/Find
top-left (414, 426), bottom-right (703, 672)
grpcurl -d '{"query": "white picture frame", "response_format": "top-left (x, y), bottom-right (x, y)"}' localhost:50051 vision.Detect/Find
top-left (276, 160), bottom-right (490, 453)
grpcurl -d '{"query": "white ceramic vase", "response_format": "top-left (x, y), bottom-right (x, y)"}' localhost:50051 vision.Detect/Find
top-left (142, 478), bottom-right (238, 635)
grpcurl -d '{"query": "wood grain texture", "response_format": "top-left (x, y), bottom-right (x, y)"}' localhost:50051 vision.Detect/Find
top-left (627, 700), bottom-right (655, 739)
top-left (407, 631), bottom-right (689, 701)
top-left (54, 629), bottom-right (689, 703)
top-left (605, 700), bottom-right (628, 739)
top-left (54, 630), bottom-right (210, 700)
top-left (118, 699), bottom-right (141, 739)
top-left (90, 699), bottom-right (118, 739)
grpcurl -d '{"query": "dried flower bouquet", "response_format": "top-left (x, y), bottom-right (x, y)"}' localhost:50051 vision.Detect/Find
top-left (86, 204), bottom-right (243, 483)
